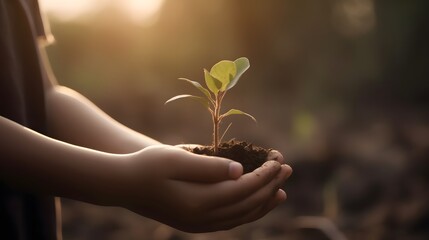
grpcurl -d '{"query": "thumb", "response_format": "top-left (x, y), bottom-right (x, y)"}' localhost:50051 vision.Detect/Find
top-left (171, 149), bottom-right (243, 182)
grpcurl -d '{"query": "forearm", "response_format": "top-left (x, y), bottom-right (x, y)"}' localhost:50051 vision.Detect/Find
top-left (39, 45), bottom-right (159, 154)
top-left (0, 116), bottom-right (126, 205)
top-left (45, 85), bottom-right (160, 153)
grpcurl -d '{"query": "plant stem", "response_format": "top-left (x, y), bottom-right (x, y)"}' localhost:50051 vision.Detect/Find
top-left (213, 117), bottom-right (219, 154)
top-left (213, 99), bottom-right (220, 154)
top-left (213, 92), bottom-right (225, 154)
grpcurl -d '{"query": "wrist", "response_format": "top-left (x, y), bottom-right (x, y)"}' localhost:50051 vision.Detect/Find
top-left (96, 153), bottom-right (133, 206)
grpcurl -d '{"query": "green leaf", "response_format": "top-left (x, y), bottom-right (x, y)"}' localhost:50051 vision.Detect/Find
top-left (204, 69), bottom-right (222, 95)
top-left (226, 57), bottom-right (250, 91)
top-left (178, 78), bottom-right (213, 103)
top-left (210, 60), bottom-right (236, 91)
top-left (220, 109), bottom-right (257, 122)
top-left (165, 94), bottom-right (210, 108)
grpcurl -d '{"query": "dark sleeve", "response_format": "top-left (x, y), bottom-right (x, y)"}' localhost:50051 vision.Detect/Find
top-left (0, 1), bottom-right (58, 239)
top-left (20, 0), bottom-right (54, 44)
top-left (0, 0), bottom-right (47, 131)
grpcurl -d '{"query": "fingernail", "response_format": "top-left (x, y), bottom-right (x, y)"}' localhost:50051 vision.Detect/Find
top-left (229, 162), bottom-right (243, 179)
top-left (282, 164), bottom-right (293, 177)
top-left (277, 189), bottom-right (287, 201)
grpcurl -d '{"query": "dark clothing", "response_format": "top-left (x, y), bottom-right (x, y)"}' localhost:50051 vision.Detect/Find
top-left (0, 0), bottom-right (58, 239)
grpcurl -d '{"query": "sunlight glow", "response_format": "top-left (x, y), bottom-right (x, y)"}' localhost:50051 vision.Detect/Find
top-left (39, 0), bottom-right (165, 24)
top-left (119, 0), bottom-right (165, 23)
top-left (39, 0), bottom-right (96, 21)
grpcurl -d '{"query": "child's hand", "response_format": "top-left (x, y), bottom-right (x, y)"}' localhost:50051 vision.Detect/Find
top-left (120, 145), bottom-right (292, 233)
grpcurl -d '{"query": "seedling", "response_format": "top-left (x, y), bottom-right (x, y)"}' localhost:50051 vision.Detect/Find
top-left (165, 57), bottom-right (256, 154)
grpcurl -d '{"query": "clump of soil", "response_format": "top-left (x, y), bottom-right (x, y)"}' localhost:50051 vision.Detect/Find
top-left (190, 139), bottom-right (271, 174)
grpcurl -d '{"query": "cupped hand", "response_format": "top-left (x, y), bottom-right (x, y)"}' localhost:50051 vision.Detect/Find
top-left (121, 145), bottom-right (292, 233)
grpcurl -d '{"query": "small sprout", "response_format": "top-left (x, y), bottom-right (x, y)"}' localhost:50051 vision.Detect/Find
top-left (165, 57), bottom-right (256, 154)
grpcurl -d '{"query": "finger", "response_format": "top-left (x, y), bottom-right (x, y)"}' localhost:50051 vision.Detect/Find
top-left (161, 164), bottom-right (290, 232)
top-left (206, 160), bottom-right (282, 208)
top-left (208, 164), bottom-right (291, 221)
top-left (166, 160), bottom-right (283, 215)
top-left (238, 189), bottom-right (287, 225)
top-left (206, 189), bottom-right (287, 232)
top-left (170, 148), bottom-right (243, 182)
top-left (267, 149), bottom-right (285, 164)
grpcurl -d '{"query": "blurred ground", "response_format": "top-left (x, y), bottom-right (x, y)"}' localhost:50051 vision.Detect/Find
top-left (42, 0), bottom-right (429, 239)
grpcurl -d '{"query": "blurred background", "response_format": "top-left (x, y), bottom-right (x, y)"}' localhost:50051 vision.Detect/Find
top-left (40, 0), bottom-right (429, 239)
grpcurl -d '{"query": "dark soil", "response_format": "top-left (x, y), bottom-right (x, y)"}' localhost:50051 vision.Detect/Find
top-left (189, 139), bottom-right (271, 174)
